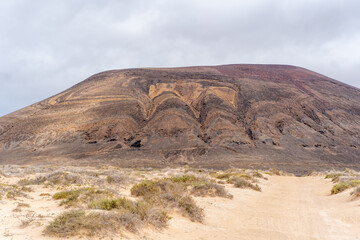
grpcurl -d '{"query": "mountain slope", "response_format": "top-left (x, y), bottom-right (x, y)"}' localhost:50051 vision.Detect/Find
top-left (0, 64), bottom-right (359, 172)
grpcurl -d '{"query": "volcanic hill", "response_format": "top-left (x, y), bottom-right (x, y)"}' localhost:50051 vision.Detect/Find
top-left (0, 64), bottom-right (359, 172)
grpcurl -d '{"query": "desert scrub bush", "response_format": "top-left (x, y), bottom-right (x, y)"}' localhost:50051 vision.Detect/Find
top-left (40, 193), bottom-right (51, 197)
top-left (88, 197), bottom-right (170, 228)
top-left (45, 210), bottom-right (144, 237)
top-left (88, 197), bottom-right (135, 211)
top-left (252, 171), bottom-right (267, 179)
top-left (44, 210), bottom-right (95, 237)
top-left (269, 168), bottom-right (281, 176)
top-left (106, 175), bottom-right (122, 184)
top-left (131, 177), bottom-right (206, 222)
top-left (177, 195), bottom-right (204, 222)
top-left (0, 184), bottom-right (29, 199)
top-left (17, 171), bottom-right (83, 187)
top-left (331, 180), bottom-right (360, 194)
top-left (212, 170), bottom-right (263, 191)
top-left (233, 178), bottom-right (261, 191)
top-left (215, 173), bottom-right (233, 180)
top-left (104, 170), bottom-right (126, 184)
top-left (168, 175), bottom-right (200, 184)
top-left (351, 186), bottom-right (360, 198)
top-left (190, 182), bottom-right (233, 199)
top-left (215, 172), bottom-right (252, 181)
top-left (52, 187), bottom-right (113, 207)
top-left (325, 173), bottom-right (343, 182)
top-left (131, 175), bottom-right (231, 199)
top-left (130, 180), bottom-right (161, 197)
top-left (47, 171), bottom-right (83, 185)
top-left (18, 176), bottom-right (46, 186)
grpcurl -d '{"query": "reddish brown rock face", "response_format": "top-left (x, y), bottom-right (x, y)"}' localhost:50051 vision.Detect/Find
top-left (0, 64), bottom-right (359, 173)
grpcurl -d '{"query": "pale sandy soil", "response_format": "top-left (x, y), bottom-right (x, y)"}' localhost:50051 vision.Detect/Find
top-left (1, 169), bottom-right (360, 240)
top-left (137, 176), bottom-right (360, 240)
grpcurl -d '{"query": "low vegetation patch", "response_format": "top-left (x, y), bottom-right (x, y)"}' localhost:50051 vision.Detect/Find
top-left (269, 168), bottom-right (281, 176)
top-left (0, 183), bottom-right (30, 200)
top-left (18, 171), bottom-right (83, 186)
top-left (331, 180), bottom-right (360, 194)
top-left (325, 169), bottom-right (360, 195)
top-left (52, 187), bottom-right (113, 207)
top-left (212, 170), bottom-right (262, 191)
top-left (351, 186), bottom-right (360, 198)
top-left (45, 210), bottom-right (99, 237)
top-left (232, 178), bottom-right (261, 191)
top-left (89, 197), bottom-right (170, 227)
top-left (45, 209), bottom-right (148, 237)
top-left (130, 178), bottom-right (203, 222)
top-left (130, 175), bottom-right (231, 222)
top-left (325, 173), bottom-right (343, 182)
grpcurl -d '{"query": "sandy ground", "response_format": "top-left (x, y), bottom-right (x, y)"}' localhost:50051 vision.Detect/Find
top-left (143, 176), bottom-right (360, 240)
top-left (1, 173), bottom-right (360, 240)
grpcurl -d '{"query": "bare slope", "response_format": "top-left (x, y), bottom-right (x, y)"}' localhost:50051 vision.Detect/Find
top-left (0, 64), bottom-right (359, 172)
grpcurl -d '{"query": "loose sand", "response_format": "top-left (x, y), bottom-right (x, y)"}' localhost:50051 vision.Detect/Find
top-left (1, 173), bottom-right (360, 240)
top-left (139, 176), bottom-right (360, 240)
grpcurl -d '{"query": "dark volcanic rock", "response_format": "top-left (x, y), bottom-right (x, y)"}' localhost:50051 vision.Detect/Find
top-left (0, 64), bottom-right (359, 173)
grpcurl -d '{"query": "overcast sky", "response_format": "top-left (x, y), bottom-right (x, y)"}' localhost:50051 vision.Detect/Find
top-left (0, 0), bottom-right (359, 116)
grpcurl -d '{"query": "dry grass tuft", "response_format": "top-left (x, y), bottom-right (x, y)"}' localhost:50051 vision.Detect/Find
top-left (0, 183), bottom-right (30, 200)
top-left (212, 170), bottom-right (263, 191)
top-left (351, 186), bottom-right (360, 198)
top-left (52, 187), bottom-right (113, 207)
top-left (269, 168), bottom-right (281, 176)
top-left (325, 173), bottom-right (343, 182)
top-left (232, 178), bottom-right (261, 191)
top-left (12, 202), bottom-right (30, 212)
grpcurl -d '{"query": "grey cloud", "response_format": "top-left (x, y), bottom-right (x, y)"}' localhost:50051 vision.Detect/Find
top-left (0, 0), bottom-right (359, 116)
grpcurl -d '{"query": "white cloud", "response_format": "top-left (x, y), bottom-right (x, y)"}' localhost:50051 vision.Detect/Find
top-left (0, 0), bottom-right (359, 116)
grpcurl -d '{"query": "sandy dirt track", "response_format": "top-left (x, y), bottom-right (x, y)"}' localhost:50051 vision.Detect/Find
top-left (144, 176), bottom-right (360, 240)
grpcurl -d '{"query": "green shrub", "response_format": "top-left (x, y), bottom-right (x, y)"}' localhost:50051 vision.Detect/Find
top-left (233, 178), bottom-right (261, 192)
top-left (18, 176), bottom-right (46, 186)
top-left (52, 188), bottom-right (113, 207)
top-left (106, 174), bottom-right (124, 184)
top-left (88, 197), bottom-right (170, 227)
top-left (325, 173), bottom-right (343, 182)
top-left (178, 196), bottom-right (204, 222)
top-left (351, 186), bottom-right (360, 198)
top-left (168, 175), bottom-right (199, 183)
top-left (215, 173), bottom-right (233, 180)
top-left (89, 197), bottom-right (135, 211)
top-left (252, 171), bottom-right (265, 179)
top-left (130, 178), bottom-right (204, 222)
top-left (331, 180), bottom-right (360, 194)
top-left (130, 180), bottom-right (161, 197)
top-left (269, 168), bottom-right (281, 176)
top-left (45, 210), bottom-right (89, 237)
top-left (190, 183), bottom-right (233, 199)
